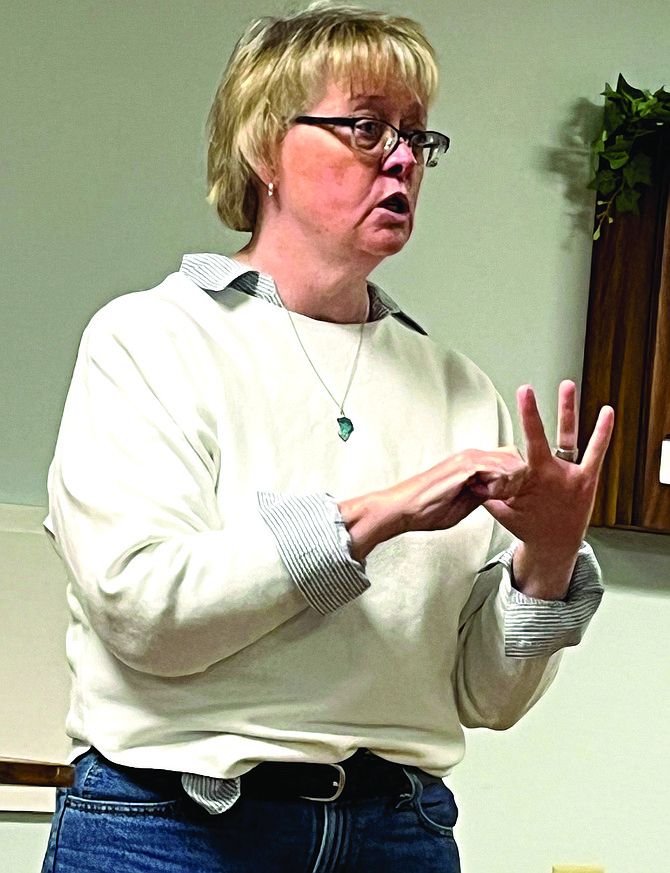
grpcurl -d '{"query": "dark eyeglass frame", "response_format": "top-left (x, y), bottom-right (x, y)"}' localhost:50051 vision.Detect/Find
top-left (292, 116), bottom-right (450, 167)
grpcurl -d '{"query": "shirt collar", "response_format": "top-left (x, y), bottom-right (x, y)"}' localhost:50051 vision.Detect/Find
top-left (179, 253), bottom-right (426, 335)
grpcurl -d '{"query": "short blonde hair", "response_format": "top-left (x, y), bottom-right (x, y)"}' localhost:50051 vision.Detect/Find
top-left (207, 2), bottom-right (439, 232)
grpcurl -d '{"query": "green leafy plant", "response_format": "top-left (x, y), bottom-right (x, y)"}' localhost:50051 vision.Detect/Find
top-left (588, 74), bottom-right (670, 240)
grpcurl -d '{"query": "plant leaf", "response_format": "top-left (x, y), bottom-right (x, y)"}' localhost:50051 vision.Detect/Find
top-left (616, 187), bottom-right (642, 214)
top-left (603, 102), bottom-right (626, 136)
top-left (588, 167), bottom-right (618, 194)
top-left (616, 74), bottom-right (646, 101)
top-left (602, 150), bottom-right (630, 169)
top-left (588, 74), bottom-right (667, 230)
top-left (623, 153), bottom-right (654, 187)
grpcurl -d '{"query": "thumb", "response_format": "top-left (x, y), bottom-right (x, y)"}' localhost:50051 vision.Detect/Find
top-left (470, 466), bottom-right (527, 500)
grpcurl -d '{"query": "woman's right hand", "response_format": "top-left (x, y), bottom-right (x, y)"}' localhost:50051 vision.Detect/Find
top-left (339, 448), bottom-right (526, 561)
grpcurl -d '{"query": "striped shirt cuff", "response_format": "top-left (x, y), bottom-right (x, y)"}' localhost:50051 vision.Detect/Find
top-left (257, 491), bottom-right (370, 615)
top-left (483, 542), bottom-right (604, 658)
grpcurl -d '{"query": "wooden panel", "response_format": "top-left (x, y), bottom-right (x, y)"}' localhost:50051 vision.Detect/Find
top-left (635, 154), bottom-right (670, 528)
top-left (580, 129), bottom-right (670, 533)
top-left (579, 179), bottom-right (659, 525)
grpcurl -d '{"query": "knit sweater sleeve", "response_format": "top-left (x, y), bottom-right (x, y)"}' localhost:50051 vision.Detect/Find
top-left (45, 297), bottom-right (332, 678)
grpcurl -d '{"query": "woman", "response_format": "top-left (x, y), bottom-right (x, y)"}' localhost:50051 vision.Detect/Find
top-left (41, 4), bottom-right (614, 872)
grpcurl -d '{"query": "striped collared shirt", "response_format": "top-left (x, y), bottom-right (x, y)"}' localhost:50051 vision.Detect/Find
top-left (179, 252), bottom-right (428, 334)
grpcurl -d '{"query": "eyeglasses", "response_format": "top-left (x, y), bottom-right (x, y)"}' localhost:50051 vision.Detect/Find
top-left (292, 116), bottom-right (450, 167)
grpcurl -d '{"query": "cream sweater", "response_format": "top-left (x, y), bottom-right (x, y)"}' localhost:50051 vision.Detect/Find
top-left (45, 262), bottom-right (602, 784)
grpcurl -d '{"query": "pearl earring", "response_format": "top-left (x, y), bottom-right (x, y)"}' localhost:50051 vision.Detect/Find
top-left (268, 182), bottom-right (275, 197)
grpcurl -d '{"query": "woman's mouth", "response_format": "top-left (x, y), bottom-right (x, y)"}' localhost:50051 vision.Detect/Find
top-left (376, 193), bottom-right (410, 215)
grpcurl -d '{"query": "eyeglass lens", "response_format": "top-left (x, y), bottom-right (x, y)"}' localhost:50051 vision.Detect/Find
top-left (351, 119), bottom-right (447, 166)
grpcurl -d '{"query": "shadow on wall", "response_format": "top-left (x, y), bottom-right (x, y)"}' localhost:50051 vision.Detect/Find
top-left (537, 98), bottom-right (604, 239)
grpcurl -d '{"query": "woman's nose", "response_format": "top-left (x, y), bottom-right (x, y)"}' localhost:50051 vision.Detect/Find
top-left (381, 139), bottom-right (418, 178)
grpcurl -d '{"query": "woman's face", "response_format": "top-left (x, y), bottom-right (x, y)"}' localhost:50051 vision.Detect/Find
top-left (271, 78), bottom-right (427, 266)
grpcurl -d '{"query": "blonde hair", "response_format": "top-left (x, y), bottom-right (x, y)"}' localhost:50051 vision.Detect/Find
top-left (206, 2), bottom-right (439, 232)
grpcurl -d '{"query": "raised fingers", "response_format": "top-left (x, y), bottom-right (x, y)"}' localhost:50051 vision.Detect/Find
top-left (517, 385), bottom-right (552, 467)
top-left (580, 405), bottom-right (615, 475)
top-left (556, 380), bottom-right (578, 450)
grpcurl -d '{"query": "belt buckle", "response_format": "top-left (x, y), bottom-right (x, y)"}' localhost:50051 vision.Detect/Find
top-left (299, 764), bottom-right (346, 802)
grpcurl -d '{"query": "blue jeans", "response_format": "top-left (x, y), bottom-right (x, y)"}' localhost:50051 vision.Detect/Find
top-left (41, 750), bottom-right (460, 872)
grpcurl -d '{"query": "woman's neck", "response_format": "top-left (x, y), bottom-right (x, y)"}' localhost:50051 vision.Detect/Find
top-left (235, 228), bottom-right (376, 324)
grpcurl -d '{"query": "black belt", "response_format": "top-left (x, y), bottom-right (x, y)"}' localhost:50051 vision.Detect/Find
top-left (240, 748), bottom-right (441, 802)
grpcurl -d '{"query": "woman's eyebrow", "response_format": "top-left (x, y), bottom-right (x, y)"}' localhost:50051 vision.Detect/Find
top-left (348, 94), bottom-right (386, 110)
top-left (349, 92), bottom-right (385, 101)
top-left (349, 94), bottom-right (426, 122)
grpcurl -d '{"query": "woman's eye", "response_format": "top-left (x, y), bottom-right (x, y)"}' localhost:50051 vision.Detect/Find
top-left (353, 120), bottom-right (384, 146)
top-left (355, 118), bottom-right (383, 139)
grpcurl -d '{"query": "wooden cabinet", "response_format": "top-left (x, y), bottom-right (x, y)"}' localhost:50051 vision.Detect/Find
top-left (579, 128), bottom-right (670, 533)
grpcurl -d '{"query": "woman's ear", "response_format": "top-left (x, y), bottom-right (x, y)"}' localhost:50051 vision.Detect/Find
top-left (251, 161), bottom-right (278, 200)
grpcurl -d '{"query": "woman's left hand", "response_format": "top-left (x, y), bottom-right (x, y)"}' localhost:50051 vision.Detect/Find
top-left (474, 380), bottom-right (615, 600)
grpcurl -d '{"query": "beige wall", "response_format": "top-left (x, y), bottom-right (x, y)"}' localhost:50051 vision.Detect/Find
top-left (2, 1), bottom-right (669, 871)
top-left (0, 506), bottom-right (70, 814)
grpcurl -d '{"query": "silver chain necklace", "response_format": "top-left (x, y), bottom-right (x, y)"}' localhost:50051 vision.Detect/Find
top-left (280, 302), bottom-right (366, 442)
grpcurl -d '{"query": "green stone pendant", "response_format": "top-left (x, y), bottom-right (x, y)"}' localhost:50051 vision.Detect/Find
top-left (337, 416), bottom-right (354, 442)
